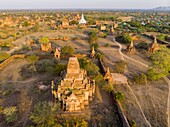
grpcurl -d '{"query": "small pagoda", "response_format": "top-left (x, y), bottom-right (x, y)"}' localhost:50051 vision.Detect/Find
top-left (148, 36), bottom-right (159, 53)
top-left (104, 67), bottom-right (113, 83)
top-left (127, 40), bottom-right (136, 53)
top-left (90, 46), bottom-right (95, 59)
top-left (54, 48), bottom-right (60, 59)
top-left (110, 25), bottom-right (114, 34)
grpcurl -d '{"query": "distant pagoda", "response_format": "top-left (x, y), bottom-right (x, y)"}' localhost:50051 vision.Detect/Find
top-left (127, 40), bottom-right (136, 53)
top-left (148, 36), bottom-right (159, 53)
top-left (79, 14), bottom-right (87, 25)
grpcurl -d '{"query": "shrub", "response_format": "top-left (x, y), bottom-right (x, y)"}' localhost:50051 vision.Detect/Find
top-left (79, 58), bottom-right (99, 76)
top-left (90, 43), bottom-right (99, 51)
top-left (29, 101), bottom-right (59, 127)
top-left (61, 46), bottom-right (75, 56)
top-left (3, 106), bottom-right (18, 123)
top-left (133, 73), bottom-right (147, 85)
top-left (105, 43), bottom-right (110, 47)
top-left (115, 92), bottom-right (124, 102)
top-left (88, 31), bottom-right (98, 43)
top-left (39, 37), bottom-right (50, 45)
top-left (102, 83), bottom-right (114, 93)
top-left (114, 60), bottom-right (127, 74)
top-left (27, 54), bottom-right (39, 72)
top-left (136, 42), bottom-right (148, 50)
top-left (0, 52), bottom-right (11, 62)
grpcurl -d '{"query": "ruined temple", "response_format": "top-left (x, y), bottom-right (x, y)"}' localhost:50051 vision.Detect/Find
top-left (127, 40), bottom-right (136, 53)
top-left (148, 36), bottom-right (159, 53)
top-left (41, 43), bottom-right (52, 52)
top-left (51, 57), bottom-right (95, 112)
top-left (54, 48), bottom-right (60, 59)
top-left (104, 67), bottom-right (113, 83)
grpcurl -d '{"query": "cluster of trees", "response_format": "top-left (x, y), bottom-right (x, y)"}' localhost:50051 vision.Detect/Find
top-left (39, 37), bottom-right (50, 45)
top-left (116, 34), bottom-right (132, 44)
top-left (27, 54), bottom-right (39, 72)
top-left (2, 106), bottom-right (18, 124)
top-left (29, 101), bottom-right (88, 127)
top-left (36, 59), bottom-right (67, 76)
top-left (88, 31), bottom-right (98, 44)
top-left (61, 46), bottom-right (75, 56)
top-left (147, 46), bottom-right (170, 80)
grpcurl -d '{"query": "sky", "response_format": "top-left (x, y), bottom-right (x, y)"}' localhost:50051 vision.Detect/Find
top-left (0, 0), bottom-right (169, 9)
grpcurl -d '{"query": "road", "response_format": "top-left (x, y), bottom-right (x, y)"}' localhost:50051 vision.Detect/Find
top-left (113, 37), bottom-right (170, 127)
top-left (113, 38), bottom-right (152, 127)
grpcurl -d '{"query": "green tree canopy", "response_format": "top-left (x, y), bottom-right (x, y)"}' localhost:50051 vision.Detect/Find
top-left (29, 101), bottom-right (60, 127)
top-left (88, 31), bottom-right (98, 43)
top-left (122, 34), bottom-right (132, 44)
top-left (147, 45), bottom-right (170, 80)
top-left (27, 54), bottom-right (39, 72)
top-left (61, 46), bottom-right (75, 56)
top-left (39, 37), bottom-right (50, 45)
top-left (0, 52), bottom-right (10, 62)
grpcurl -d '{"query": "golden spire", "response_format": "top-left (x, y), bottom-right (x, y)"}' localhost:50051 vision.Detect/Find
top-left (130, 40), bottom-right (134, 47)
top-left (154, 36), bottom-right (157, 44)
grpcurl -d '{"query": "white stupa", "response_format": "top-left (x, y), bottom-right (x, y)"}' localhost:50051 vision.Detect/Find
top-left (79, 14), bottom-right (87, 25)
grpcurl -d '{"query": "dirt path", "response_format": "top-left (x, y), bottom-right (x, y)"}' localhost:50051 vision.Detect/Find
top-left (113, 38), bottom-right (152, 127)
top-left (113, 37), bottom-right (170, 127)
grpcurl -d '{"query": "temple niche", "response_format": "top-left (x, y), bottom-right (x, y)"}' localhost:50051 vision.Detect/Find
top-left (148, 36), bottom-right (159, 53)
top-left (51, 57), bottom-right (95, 112)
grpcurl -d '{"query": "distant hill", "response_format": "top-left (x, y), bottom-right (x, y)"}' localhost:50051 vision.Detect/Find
top-left (153, 6), bottom-right (170, 11)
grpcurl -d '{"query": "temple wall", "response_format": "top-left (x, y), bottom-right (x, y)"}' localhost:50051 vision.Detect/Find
top-left (0, 54), bottom-right (25, 70)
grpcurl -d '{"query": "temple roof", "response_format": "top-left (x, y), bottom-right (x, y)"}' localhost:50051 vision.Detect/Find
top-left (67, 57), bottom-right (80, 74)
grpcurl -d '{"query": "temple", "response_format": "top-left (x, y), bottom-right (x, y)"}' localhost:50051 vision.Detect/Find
top-left (148, 36), bottom-right (159, 53)
top-left (90, 46), bottom-right (95, 58)
top-left (51, 57), bottom-right (95, 112)
top-left (127, 40), bottom-right (136, 53)
top-left (79, 14), bottom-right (87, 25)
top-left (54, 48), bottom-right (60, 59)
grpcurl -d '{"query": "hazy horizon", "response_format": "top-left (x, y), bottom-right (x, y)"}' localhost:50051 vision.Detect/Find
top-left (0, 0), bottom-right (169, 10)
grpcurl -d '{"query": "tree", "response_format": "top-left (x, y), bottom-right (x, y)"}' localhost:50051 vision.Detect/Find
top-left (122, 34), bottom-right (132, 44)
top-left (29, 101), bottom-right (60, 127)
top-left (115, 92), bottom-right (124, 102)
top-left (0, 52), bottom-right (10, 62)
top-left (23, 20), bottom-right (29, 27)
top-left (3, 106), bottom-right (18, 123)
top-left (133, 73), bottom-right (147, 85)
top-left (27, 54), bottom-right (39, 72)
top-left (147, 45), bottom-right (170, 80)
top-left (90, 43), bottom-right (99, 51)
top-left (88, 31), bottom-right (98, 43)
top-left (70, 20), bottom-right (78, 25)
top-left (39, 37), bottom-right (50, 45)
top-left (114, 60), bottom-right (127, 74)
top-left (61, 46), bottom-right (75, 56)
top-left (79, 58), bottom-right (99, 76)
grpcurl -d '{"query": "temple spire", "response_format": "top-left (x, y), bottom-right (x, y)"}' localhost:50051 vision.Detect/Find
top-left (130, 40), bottom-right (134, 47)
top-left (79, 14), bottom-right (87, 24)
top-left (154, 36), bottom-right (157, 44)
